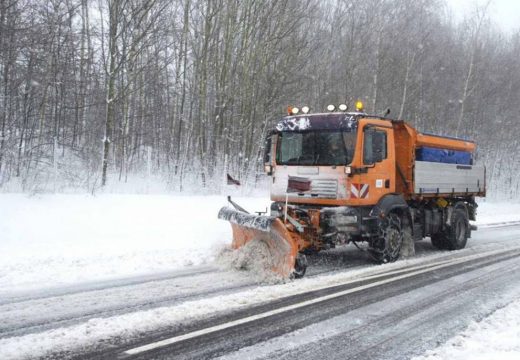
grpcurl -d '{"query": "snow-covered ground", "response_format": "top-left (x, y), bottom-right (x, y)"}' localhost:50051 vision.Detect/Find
top-left (0, 193), bottom-right (270, 295)
top-left (0, 194), bottom-right (519, 295)
top-left (474, 201), bottom-right (520, 226)
top-left (1, 232), bottom-right (519, 360)
top-left (1, 194), bottom-right (520, 359)
top-left (413, 298), bottom-right (520, 360)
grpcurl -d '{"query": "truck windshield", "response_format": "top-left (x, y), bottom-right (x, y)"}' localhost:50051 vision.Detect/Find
top-left (276, 130), bottom-right (356, 166)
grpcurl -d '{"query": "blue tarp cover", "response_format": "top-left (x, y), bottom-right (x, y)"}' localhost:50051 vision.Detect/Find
top-left (416, 147), bottom-right (472, 165)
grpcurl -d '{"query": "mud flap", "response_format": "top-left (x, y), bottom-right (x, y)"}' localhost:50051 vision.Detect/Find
top-left (399, 216), bottom-right (415, 258)
top-left (218, 207), bottom-right (299, 278)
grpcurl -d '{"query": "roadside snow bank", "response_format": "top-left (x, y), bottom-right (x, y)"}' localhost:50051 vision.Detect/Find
top-left (0, 194), bottom-right (269, 294)
top-left (413, 298), bottom-right (520, 360)
top-left (474, 201), bottom-right (520, 226)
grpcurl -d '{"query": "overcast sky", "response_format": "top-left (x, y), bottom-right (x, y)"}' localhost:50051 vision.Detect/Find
top-left (448, 0), bottom-right (520, 33)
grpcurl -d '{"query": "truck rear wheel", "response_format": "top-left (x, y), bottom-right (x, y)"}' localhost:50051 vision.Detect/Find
top-left (445, 209), bottom-right (469, 250)
top-left (430, 234), bottom-right (448, 250)
top-left (370, 213), bottom-right (403, 264)
top-left (431, 209), bottom-right (468, 251)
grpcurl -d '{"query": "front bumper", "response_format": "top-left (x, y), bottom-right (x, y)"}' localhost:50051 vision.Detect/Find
top-left (320, 206), bottom-right (378, 238)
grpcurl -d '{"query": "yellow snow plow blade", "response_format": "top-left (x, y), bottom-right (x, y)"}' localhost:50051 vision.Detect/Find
top-left (218, 207), bottom-right (299, 278)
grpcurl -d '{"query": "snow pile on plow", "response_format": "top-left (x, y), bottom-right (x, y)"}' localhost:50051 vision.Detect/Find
top-left (218, 207), bottom-right (298, 278)
top-left (216, 238), bottom-right (285, 284)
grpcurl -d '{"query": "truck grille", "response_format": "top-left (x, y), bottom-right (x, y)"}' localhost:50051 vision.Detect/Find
top-left (296, 179), bottom-right (338, 199)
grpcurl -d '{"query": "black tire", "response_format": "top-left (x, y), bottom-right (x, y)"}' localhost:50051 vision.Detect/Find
top-left (370, 213), bottom-right (403, 264)
top-left (431, 233), bottom-right (448, 250)
top-left (445, 209), bottom-right (469, 250)
top-left (431, 209), bottom-right (468, 251)
top-left (291, 254), bottom-right (307, 279)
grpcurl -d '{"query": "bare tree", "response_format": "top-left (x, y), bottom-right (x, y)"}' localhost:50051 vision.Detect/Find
top-left (0, 0), bottom-right (519, 198)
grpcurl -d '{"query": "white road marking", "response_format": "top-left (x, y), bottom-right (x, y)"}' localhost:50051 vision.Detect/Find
top-left (121, 246), bottom-right (520, 356)
top-left (479, 221), bottom-right (520, 229)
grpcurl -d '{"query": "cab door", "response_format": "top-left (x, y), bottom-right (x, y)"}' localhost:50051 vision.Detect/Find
top-left (349, 124), bottom-right (395, 205)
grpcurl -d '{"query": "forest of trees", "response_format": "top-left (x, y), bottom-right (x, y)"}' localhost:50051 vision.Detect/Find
top-left (0, 0), bottom-right (519, 198)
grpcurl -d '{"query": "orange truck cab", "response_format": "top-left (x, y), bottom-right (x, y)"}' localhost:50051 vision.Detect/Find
top-left (262, 107), bottom-right (485, 267)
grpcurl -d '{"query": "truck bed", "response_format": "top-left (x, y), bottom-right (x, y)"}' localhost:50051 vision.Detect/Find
top-left (414, 161), bottom-right (485, 195)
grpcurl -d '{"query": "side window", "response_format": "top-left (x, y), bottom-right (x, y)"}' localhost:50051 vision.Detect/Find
top-left (363, 128), bottom-right (387, 165)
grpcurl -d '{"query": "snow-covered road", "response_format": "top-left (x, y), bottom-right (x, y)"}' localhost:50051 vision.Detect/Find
top-left (1, 224), bottom-right (520, 359)
top-left (1, 195), bottom-right (520, 359)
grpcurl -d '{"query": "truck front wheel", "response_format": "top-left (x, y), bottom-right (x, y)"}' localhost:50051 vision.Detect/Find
top-left (291, 254), bottom-right (308, 279)
top-left (370, 213), bottom-right (403, 264)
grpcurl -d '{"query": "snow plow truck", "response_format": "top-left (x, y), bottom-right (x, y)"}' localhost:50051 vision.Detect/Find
top-left (218, 101), bottom-right (486, 278)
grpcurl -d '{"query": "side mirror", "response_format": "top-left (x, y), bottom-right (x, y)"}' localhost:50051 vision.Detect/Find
top-left (263, 136), bottom-right (272, 163)
top-left (263, 135), bottom-right (273, 175)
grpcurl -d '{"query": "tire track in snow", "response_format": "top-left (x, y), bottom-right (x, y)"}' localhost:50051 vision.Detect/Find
top-left (3, 225), bottom-right (520, 343)
top-left (116, 249), bottom-right (520, 360)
